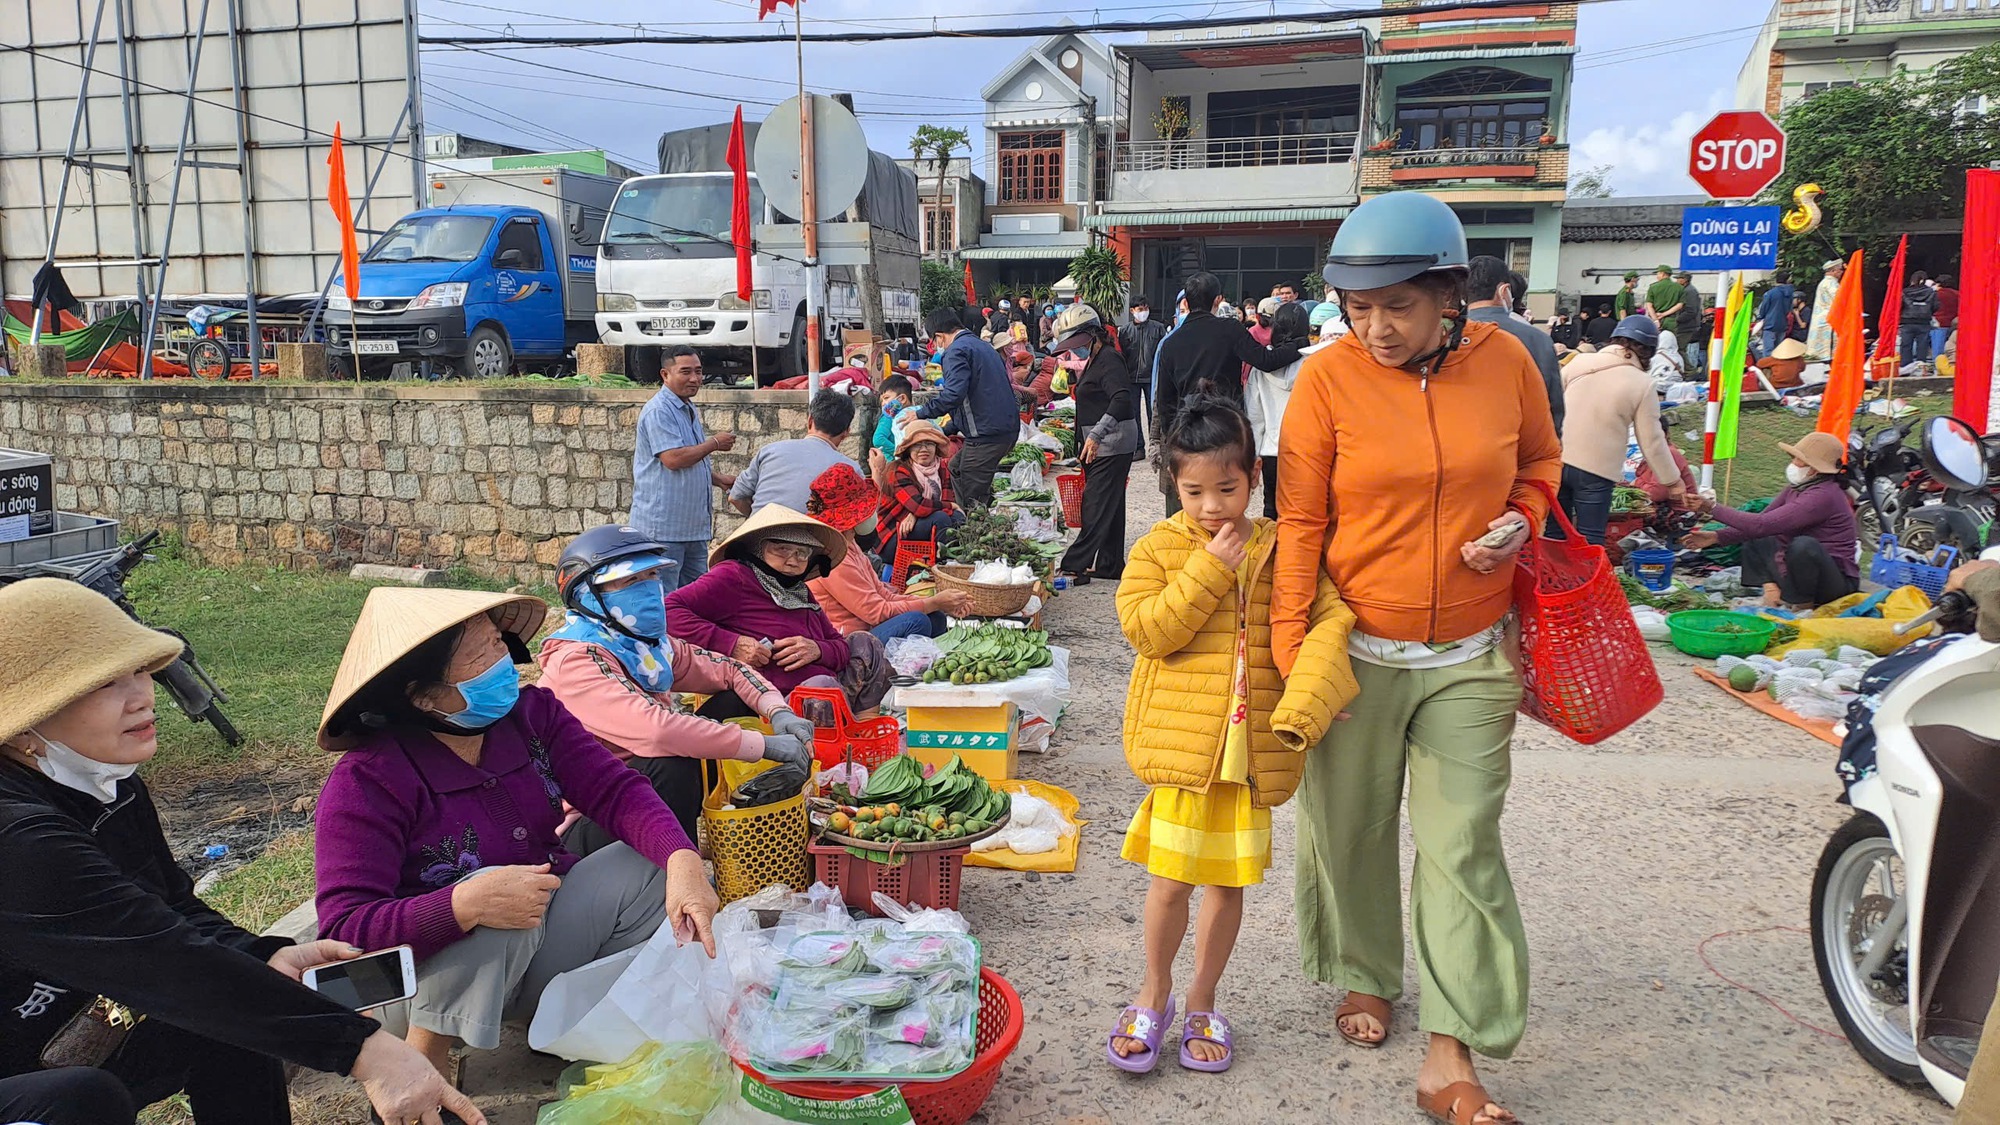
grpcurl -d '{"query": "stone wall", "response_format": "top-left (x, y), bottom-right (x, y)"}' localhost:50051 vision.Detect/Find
top-left (0, 382), bottom-right (877, 584)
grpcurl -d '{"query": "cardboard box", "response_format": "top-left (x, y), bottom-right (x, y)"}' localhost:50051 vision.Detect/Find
top-left (905, 701), bottom-right (1020, 783)
top-left (0, 449), bottom-right (54, 543)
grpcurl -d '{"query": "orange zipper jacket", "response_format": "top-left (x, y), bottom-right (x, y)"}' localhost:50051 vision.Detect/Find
top-left (1272, 321), bottom-right (1562, 672)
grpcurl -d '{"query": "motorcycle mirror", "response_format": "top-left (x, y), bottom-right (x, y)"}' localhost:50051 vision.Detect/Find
top-left (1920, 416), bottom-right (1987, 492)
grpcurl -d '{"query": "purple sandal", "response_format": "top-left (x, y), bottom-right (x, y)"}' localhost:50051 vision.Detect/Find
top-left (1178, 1009), bottom-right (1234, 1073)
top-left (1105, 997), bottom-right (1176, 1074)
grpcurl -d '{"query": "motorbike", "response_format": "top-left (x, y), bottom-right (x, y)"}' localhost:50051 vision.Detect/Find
top-left (0, 531), bottom-right (240, 746)
top-left (1843, 419), bottom-right (1925, 549)
top-left (1812, 578), bottom-right (1999, 1103)
top-left (1900, 415), bottom-right (1999, 559)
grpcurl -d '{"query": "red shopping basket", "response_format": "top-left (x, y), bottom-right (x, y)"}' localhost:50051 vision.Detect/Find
top-left (1055, 473), bottom-right (1085, 526)
top-left (1513, 486), bottom-right (1663, 743)
top-left (788, 685), bottom-right (902, 770)
top-left (891, 538), bottom-right (937, 592)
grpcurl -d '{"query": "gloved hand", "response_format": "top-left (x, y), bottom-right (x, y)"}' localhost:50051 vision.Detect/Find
top-left (760, 733), bottom-right (812, 771)
top-left (770, 710), bottom-right (818, 747)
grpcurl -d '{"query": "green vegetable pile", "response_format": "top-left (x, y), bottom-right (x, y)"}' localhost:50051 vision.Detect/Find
top-left (1610, 486), bottom-right (1652, 514)
top-left (924, 623), bottom-right (1052, 683)
top-left (1038, 421), bottom-right (1078, 458)
top-left (998, 443), bottom-right (1048, 468)
top-left (996, 488), bottom-right (1053, 504)
top-left (1618, 571), bottom-right (1709, 613)
top-left (825, 755), bottom-right (1011, 843)
top-left (1767, 622), bottom-right (1800, 648)
top-left (944, 506), bottom-right (1064, 570)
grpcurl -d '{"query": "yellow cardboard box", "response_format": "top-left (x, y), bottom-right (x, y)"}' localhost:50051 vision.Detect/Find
top-left (905, 702), bottom-right (1020, 782)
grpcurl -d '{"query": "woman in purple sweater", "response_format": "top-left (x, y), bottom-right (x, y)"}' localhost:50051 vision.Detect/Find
top-left (313, 588), bottom-right (719, 1083)
top-left (1686, 431), bottom-right (1859, 609)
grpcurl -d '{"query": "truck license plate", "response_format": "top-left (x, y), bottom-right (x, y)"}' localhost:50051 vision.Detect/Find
top-left (351, 340), bottom-right (399, 355)
top-left (648, 316), bottom-right (701, 333)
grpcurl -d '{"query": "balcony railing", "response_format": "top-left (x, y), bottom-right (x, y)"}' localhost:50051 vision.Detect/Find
top-left (1389, 143), bottom-right (1546, 169)
top-left (1857, 0), bottom-right (1995, 23)
top-left (1115, 133), bottom-right (1358, 172)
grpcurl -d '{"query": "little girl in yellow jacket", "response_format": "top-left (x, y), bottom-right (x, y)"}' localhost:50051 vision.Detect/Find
top-left (1107, 391), bottom-right (1359, 1076)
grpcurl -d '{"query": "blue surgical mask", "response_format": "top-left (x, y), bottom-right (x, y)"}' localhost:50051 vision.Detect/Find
top-left (596, 579), bottom-right (667, 642)
top-left (438, 654), bottom-right (521, 730)
top-left (1175, 311), bottom-right (1187, 327)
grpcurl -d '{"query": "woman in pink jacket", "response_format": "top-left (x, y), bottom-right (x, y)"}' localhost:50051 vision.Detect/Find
top-left (537, 525), bottom-right (818, 844)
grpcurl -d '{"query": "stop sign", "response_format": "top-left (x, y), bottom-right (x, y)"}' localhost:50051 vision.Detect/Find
top-left (1688, 111), bottom-right (1787, 200)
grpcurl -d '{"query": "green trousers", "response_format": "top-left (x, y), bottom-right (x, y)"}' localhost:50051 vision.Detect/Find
top-left (1293, 647), bottom-right (1530, 1058)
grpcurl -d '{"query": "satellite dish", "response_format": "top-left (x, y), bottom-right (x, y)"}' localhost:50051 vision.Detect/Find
top-left (754, 94), bottom-right (869, 224)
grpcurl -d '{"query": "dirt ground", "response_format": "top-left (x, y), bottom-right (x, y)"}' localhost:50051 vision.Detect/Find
top-left (295, 477), bottom-right (1948, 1124)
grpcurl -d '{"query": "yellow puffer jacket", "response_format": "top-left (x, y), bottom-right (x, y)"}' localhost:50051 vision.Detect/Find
top-left (1115, 513), bottom-right (1360, 808)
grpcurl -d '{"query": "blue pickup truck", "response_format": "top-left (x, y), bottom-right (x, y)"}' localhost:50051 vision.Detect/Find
top-left (325, 168), bottom-right (617, 378)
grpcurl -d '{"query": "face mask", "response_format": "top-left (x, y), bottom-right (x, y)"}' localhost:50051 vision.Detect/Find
top-left (29, 730), bottom-right (138, 803)
top-left (436, 654), bottom-right (521, 731)
top-left (1174, 311), bottom-right (1187, 327)
top-left (883, 397), bottom-right (904, 416)
top-left (855, 514), bottom-right (879, 537)
top-left (1786, 464), bottom-right (1816, 486)
top-left (597, 579), bottom-right (667, 642)
top-left (1132, 310), bottom-right (1150, 323)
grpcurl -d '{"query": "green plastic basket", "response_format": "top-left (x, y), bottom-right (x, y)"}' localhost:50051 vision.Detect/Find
top-left (1665, 609), bottom-right (1777, 657)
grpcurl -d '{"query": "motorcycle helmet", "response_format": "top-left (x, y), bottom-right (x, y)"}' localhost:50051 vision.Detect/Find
top-left (1049, 303), bottom-right (1103, 354)
top-left (557, 525), bottom-right (675, 637)
top-left (1609, 315), bottom-right (1661, 349)
top-left (1321, 192), bottom-right (1469, 293)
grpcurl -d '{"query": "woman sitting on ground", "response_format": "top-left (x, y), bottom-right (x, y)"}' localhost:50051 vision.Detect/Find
top-left (1557, 315), bottom-right (1686, 545)
top-left (537, 524), bottom-right (818, 843)
top-left (0, 580), bottom-right (478, 1125)
top-left (665, 506), bottom-right (895, 719)
top-left (805, 463), bottom-right (973, 642)
top-left (877, 421), bottom-right (965, 562)
top-left (1685, 431), bottom-right (1859, 609)
top-left (313, 589), bottom-right (718, 1085)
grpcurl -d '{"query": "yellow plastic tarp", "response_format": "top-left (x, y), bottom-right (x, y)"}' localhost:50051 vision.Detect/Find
top-left (1768, 585), bottom-right (1936, 657)
top-left (964, 779), bottom-right (1085, 873)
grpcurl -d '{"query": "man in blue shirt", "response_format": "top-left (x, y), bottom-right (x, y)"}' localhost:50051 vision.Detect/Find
top-left (630, 345), bottom-right (735, 588)
top-left (1753, 269), bottom-right (1796, 359)
top-left (916, 306), bottom-right (1019, 509)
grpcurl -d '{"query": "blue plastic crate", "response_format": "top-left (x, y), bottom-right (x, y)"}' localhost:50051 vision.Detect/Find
top-left (1867, 535), bottom-right (1956, 600)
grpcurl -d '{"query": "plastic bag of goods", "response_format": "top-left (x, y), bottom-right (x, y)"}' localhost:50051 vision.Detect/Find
top-left (1008, 460), bottom-right (1047, 492)
top-left (1630, 605), bottom-right (1670, 641)
top-left (885, 634), bottom-right (943, 677)
top-left (968, 559), bottom-right (1036, 585)
top-left (972, 786), bottom-right (1077, 857)
top-left (536, 1040), bottom-right (735, 1125)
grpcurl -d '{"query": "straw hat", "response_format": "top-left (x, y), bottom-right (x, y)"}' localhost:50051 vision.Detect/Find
top-left (1769, 338), bottom-right (1808, 361)
top-left (709, 504), bottom-right (848, 570)
top-left (0, 579), bottom-right (183, 745)
top-left (317, 587), bottom-right (548, 750)
top-left (1778, 431), bottom-right (1845, 476)
top-left (896, 419), bottom-right (951, 458)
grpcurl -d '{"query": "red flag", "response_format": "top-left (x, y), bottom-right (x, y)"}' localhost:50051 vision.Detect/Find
top-left (1870, 234), bottom-right (1908, 380)
top-left (962, 260), bottom-right (976, 307)
top-left (726, 105), bottom-right (753, 301)
top-left (1817, 249), bottom-right (1868, 444)
top-left (327, 123), bottom-right (360, 301)
top-left (1958, 169), bottom-right (1999, 430)
top-left (757, 0), bottom-right (798, 18)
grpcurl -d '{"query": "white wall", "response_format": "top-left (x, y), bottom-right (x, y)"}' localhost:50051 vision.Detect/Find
top-left (1556, 239), bottom-right (1731, 306)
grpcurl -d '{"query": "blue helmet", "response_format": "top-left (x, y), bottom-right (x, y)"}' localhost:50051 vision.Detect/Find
top-left (1610, 315), bottom-right (1661, 349)
top-left (557, 525), bottom-right (675, 615)
top-left (1323, 192), bottom-right (1469, 292)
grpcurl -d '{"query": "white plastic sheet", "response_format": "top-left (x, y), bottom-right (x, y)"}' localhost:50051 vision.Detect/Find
top-left (528, 920), bottom-right (736, 1063)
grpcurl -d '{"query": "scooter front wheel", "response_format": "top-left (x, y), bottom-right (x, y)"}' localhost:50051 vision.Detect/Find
top-left (1812, 812), bottom-right (1924, 1085)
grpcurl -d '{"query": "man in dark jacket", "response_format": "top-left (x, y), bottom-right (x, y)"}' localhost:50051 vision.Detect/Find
top-left (1466, 256), bottom-right (1564, 435)
top-left (918, 306), bottom-right (1019, 509)
top-left (1118, 294), bottom-right (1170, 430)
top-left (1015, 295), bottom-right (1042, 350)
top-left (1675, 271), bottom-right (1705, 372)
top-left (1152, 271), bottom-right (1299, 427)
top-left (1900, 271), bottom-right (1938, 366)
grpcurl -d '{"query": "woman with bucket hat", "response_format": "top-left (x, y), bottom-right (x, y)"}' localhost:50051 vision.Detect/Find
top-left (806, 463), bottom-right (973, 641)
top-left (877, 420), bottom-right (965, 563)
top-left (312, 588), bottom-right (718, 1083)
top-left (0, 579), bottom-right (477, 1125)
top-left (537, 524), bottom-right (820, 846)
top-left (1274, 190), bottom-right (1562, 1125)
top-left (1557, 315), bottom-right (1686, 545)
top-left (1686, 430), bottom-right (1859, 609)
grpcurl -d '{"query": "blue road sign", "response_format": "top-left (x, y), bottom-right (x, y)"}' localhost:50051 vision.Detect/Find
top-left (1679, 206), bottom-right (1781, 272)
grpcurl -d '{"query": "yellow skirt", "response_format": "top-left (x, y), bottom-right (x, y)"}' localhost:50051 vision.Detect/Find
top-left (1120, 782), bottom-right (1271, 888)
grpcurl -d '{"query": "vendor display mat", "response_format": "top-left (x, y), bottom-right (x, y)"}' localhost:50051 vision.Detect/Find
top-left (1690, 666), bottom-right (1841, 748)
top-left (964, 780), bottom-right (1084, 874)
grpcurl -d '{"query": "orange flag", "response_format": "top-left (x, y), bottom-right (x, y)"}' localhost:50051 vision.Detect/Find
top-left (1816, 248), bottom-right (1867, 444)
top-left (327, 123), bottom-right (361, 301)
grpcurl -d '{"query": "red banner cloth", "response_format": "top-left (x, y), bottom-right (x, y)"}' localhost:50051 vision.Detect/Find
top-left (1817, 249), bottom-right (1868, 445)
top-left (962, 260), bottom-right (976, 307)
top-left (757, 0), bottom-right (798, 18)
top-left (1870, 234), bottom-right (1907, 380)
top-left (1957, 168), bottom-right (1998, 431)
top-left (327, 123), bottom-right (360, 301)
top-left (727, 106), bottom-right (753, 301)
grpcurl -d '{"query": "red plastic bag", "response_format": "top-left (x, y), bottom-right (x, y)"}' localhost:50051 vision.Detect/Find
top-left (1512, 487), bottom-right (1663, 743)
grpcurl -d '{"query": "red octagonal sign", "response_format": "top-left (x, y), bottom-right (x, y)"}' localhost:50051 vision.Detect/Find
top-left (1688, 111), bottom-right (1787, 200)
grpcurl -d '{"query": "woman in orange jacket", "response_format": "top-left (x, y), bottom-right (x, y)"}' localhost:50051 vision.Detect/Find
top-left (1272, 192), bottom-right (1561, 1125)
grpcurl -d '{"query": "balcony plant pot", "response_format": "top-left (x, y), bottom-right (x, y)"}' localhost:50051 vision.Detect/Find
top-left (1538, 134), bottom-right (1556, 146)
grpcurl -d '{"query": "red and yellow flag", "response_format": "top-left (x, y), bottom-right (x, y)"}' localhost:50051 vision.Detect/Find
top-left (327, 123), bottom-right (361, 301)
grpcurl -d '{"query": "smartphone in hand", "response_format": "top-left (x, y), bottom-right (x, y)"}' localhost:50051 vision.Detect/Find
top-left (302, 945), bottom-right (417, 1011)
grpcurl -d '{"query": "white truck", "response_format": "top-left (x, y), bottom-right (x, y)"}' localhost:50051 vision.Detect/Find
top-left (593, 123), bottom-right (921, 383)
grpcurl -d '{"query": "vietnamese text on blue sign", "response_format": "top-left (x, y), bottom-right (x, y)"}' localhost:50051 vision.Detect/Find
top-left (1678, 206), bottom-right (1781, 272)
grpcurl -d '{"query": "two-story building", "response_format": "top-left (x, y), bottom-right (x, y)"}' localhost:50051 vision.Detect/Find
top-left (894, 155), bottom-right (986, 260)
top-left (960, 31), bottom-right (1117, 299)
top-left (1737, 0), bottom-right (2000, 115)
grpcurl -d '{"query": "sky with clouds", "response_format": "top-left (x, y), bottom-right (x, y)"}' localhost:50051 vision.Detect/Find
top-left (414, 0), bottom-right (1765, 198)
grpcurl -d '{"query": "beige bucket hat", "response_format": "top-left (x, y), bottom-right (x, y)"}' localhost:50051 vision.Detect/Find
top-left (1778, 430), bottom-right (1846, 477)
top-left (0, 578), bottom-right (184, 745)
top-left (708, 504), bottom-right (848, 570)
top-left (318, 587), bottom-right (548, 750)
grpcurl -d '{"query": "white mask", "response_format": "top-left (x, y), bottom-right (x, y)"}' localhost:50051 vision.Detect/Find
top-left (30, 729), bottom-right (137, 802)
top-left (1132, 310), bottom-right (1150, 323)
top-left (1785, 464), bottom-right (1816, 486)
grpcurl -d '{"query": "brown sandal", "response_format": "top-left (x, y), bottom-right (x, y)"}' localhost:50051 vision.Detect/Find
top-left (1417, 1081), bottom-right (1517, 1125)
top-left (1333, 992), bottom-right (1391, 1048)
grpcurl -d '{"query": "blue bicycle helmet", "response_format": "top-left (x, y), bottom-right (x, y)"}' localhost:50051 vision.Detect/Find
top-left (557, 525), bottom-right (676, 639)
top-left (1322, 192), bottom-right (1469, 292)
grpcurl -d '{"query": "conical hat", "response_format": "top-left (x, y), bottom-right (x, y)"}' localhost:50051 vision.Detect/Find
top-left (317, 587), bottom-right (548, 750)
top-left (708, 503), bottom-right (849, 569)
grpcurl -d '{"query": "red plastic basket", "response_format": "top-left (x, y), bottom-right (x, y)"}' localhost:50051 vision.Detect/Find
top-left (1055, 473), bottom-right (1084, 526)
top-left (809, 840), bottom-right (966, 915)
top-left (1514, 487), bottom-right (1664, 743)
top-left (788, 686), bottom-right (903, 770)
top-left (891, 539), bottom-right (937, 592)
top-left (742, 968), bottom-right (1024, 1125)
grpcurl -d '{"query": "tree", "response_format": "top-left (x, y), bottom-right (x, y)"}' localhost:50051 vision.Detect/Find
top-left (919, 259), bottom-right (963, 316)
top-left (1761, 43), bottom-right (2000, 282)
top-left (1068, 246), bottom-right (1127, 319)
top-left (1570, 164), bottom-right (1614, 199)
top-left (909, 124), bottom-right (971, 261)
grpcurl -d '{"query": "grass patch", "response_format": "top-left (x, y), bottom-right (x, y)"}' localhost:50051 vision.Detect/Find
top-left (1663, 393), bottom-right (1956, 507)
top-left (201, 830), bottom-right (317, 934)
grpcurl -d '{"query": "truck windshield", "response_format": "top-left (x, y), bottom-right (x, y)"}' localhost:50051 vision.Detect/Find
top-left (364, 214), bottom-right (495, 263)
top-left (603, 176), bottom-right (767, 247)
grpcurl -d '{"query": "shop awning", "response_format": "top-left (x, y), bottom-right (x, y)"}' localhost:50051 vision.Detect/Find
top-left (1083, 206), bottom-right (1353, 229)
top-left (1365, 45), bottom-right (1578, 65)
top-left (961, 245), bottom-right (1083, 260)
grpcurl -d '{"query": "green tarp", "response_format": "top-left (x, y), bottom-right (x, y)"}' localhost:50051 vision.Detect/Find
top-left (2, 308), bottom-right (140, 361)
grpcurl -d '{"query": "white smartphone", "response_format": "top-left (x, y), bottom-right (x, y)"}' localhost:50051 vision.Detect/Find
top-left (301, 945), bottom-right (418, 1011)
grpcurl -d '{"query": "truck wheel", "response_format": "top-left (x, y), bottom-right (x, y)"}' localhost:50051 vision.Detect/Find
top-left (465, 326), bottom-right (513, 379)
top-left (779, 312), bottom-right (809, 380)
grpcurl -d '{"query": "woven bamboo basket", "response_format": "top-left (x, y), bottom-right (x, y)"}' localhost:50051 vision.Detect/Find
top-left (932, 564), bottom-right (1035, 618)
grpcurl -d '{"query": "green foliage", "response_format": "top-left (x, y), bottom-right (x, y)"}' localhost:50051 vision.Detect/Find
top-left (1067, 246), bottom-right (1127, 319)
top-left (920, 259), bottom-right (965, 315)
top-left (1762, 44), bottom-right (2000, 281)
top-left (1298, 272), bottom-right (1327, 300)
top-left (1571, 164), bottom-right (1614, 199)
